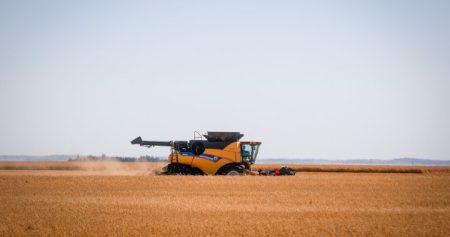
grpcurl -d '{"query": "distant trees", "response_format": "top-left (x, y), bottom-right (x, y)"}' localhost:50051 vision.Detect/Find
top-left (138, 155), bottom-right (161, 162)
top-left (69, 155), bottom-right (162, 162)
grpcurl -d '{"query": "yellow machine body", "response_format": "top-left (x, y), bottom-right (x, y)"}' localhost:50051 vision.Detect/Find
top-left (131, 132), bottom-right (261, 175)
top-left (169, 141), bottom-right (260, 175)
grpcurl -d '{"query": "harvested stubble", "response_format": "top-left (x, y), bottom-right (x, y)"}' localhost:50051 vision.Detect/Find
top-left (0, 161), bottom-right (160, 171)
top-left (0, 162), bottom-right (166, 176)
top-left (0, 167), bottom-right (449, 236)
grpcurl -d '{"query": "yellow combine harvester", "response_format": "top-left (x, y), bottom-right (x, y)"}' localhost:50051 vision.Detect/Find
top-left (131, 132), bottom-right (261, 175)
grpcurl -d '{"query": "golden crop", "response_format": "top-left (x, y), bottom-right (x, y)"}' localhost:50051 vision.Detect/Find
top-left (252, 164), bottom-right (450, 174)
top-left (0, 162), bottom-right (449, 236)
top-left (1, 161), bottom-right (448, 175)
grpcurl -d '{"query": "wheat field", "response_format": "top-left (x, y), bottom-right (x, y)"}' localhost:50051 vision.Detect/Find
top-left (0, 162), bottom-right (449, 236)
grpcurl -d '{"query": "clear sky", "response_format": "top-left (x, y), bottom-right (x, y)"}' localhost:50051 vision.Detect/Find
top-left (0, 0), bottom-right (449, 160)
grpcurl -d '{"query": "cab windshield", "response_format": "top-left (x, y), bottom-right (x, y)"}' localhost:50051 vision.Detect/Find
top-left (240, 143), bottom-right (260, 164)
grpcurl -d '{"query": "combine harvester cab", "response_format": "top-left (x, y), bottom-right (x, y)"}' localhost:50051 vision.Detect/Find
top-left (131, 132), bottom-right (261, 175)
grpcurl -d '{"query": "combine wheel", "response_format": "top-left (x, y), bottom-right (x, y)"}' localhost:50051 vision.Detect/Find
top-left (225, 166), bottom-right (244, 176)
top-left (162, 163), bottom-right (204, 175)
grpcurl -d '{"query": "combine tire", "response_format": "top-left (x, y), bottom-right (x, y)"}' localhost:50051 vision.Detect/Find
top-left (163, 163), bottom-right (204, 175)
top-left (225, 166), bottom-right (244, 176)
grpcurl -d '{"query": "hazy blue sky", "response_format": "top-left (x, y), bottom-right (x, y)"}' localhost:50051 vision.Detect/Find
top-left (0, 0), bottom-right (449, 159)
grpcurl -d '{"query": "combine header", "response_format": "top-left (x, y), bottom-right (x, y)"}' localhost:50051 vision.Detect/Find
top-left (131, 132), bottom-right (261, 175)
